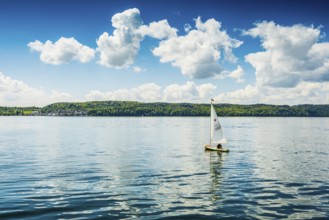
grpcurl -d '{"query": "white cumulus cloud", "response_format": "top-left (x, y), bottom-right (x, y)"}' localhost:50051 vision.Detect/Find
top-left (163, 81), bottom-right (216, 102)
top-left (86, 81), bottom-right (216, 103)
top-left (229, 65), bottom-right (245, 83)
top-left (96, 8), bottom-right (144, 69)
top-left (97, 9), bottom-right (178, 69)
top-left (0, 72), bottom-right (74, 106)
top-left (28, 37), bottom-right (95, 65)
top-left (244, 21), bottom-right (329, 87)
top-left (86, 83), bottom-right (161, 102)
top-left (0, 72), bottom-right (44, 106)
top-left (215, 82), bottom-right (329, 105)
top-left (138, 19), bottom-right (177, 39)
top-left (214, 21), bottom-right (329, 105)
top-left (152, 17), bottom-right (242, 79)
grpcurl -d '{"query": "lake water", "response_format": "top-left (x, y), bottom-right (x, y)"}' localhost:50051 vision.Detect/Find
top-left (0, 116), bottom-right (328, 219)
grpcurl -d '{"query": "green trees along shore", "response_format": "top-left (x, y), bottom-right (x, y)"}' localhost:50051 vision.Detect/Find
top-left (1, 101), bottom-right (329, 117)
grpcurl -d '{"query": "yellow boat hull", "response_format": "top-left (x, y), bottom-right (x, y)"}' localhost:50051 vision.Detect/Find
top-left (204, 145), bottom-right (229, 152)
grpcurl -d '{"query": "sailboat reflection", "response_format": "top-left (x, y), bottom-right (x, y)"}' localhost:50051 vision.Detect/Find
top-left (207, 151), bottom-right (227, 202)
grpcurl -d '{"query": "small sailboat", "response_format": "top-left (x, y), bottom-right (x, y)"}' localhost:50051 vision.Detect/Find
top-left (204, 99), bottom-right (229, 152)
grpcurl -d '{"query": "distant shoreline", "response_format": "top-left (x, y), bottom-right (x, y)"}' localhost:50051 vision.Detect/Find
top-left (1, 101), bottom-right (329, 117)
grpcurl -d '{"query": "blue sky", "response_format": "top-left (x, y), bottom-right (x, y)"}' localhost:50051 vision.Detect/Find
top-left (1, 0), bottom-right (329, 106)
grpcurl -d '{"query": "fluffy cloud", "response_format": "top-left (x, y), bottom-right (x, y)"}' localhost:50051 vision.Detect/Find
top-left (138, 19), bottom-right (177, 39)
top-left (1, 71), bottom-right (216, 106)
top-left (163, 81), bottom-right (216, 102)
top-left (86, 81), bottom-right (216, 103)
top-left (28, 37), bottom-right (95, 65)
top-left (0, 72), bottom-right (74, 106)
top-left (152, 17), bottom-right (242, 79)
top-left (244, 21), bottom-right (329, 87)
top-left (97, 9), bottom-right (178, 69)
top-left (215, 82), bottom-right (329, 105)
top-left (86, 83), bottom-right (161, 102)
top-left (96, 8), bottom-right (144, 68)
top-left (214, 21), bottom-right (329, 105)
top-left (214, 85), bottom-right (261, 104)
top-left (0, 72), bottom-right (44, 106)
top-left (229, 65), bottom-right (245, 83)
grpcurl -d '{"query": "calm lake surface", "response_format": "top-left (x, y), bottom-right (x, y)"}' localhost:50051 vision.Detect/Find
top-left (0, 116), bottom-right (328, 219)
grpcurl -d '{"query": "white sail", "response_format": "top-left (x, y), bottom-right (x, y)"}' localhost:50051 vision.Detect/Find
top-left (210, 103), bottom-right (226, 146)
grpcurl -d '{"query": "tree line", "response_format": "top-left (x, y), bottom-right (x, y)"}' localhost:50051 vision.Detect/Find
top-left (1, 101), bottom-right (329, 117)
top-left (0, 106), bottom-right (39, 116)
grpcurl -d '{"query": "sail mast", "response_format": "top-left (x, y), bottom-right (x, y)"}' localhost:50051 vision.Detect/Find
top-left (210, 99), bottom-right (214, 146)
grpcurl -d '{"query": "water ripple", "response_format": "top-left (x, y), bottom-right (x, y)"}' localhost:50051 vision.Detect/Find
top-left (1, 117), bottom-right (329, 219)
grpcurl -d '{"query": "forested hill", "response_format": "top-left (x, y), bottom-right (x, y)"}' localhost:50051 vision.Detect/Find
top-left (1, 101), bottom-right (329, 117)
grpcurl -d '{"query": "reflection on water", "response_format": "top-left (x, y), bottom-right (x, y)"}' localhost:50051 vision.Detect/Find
top-left (208, 152), bottom-right (225, 202)
top-left (0, 116), bottom-right (328, 219)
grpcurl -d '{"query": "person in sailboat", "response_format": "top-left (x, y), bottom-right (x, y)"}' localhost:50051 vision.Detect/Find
top-left (217, 143), bottom-right (222, 149)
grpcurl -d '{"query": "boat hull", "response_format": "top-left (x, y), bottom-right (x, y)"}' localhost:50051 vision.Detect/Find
top-left (204, 145), bottom-right (229, 152)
